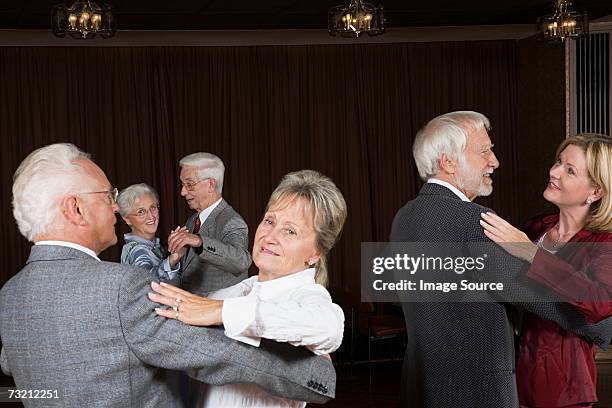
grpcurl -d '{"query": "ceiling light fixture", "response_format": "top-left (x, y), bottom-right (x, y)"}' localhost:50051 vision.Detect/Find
top-left (328, 0), bottom-right (385, 38)
top-left (537, 0), bottom-right (588, 42)
top-left (52, 1), bottom-right (116, 39)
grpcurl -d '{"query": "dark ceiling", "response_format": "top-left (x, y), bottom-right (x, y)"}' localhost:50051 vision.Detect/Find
top-left (1, 0), bottom-right (611, 30)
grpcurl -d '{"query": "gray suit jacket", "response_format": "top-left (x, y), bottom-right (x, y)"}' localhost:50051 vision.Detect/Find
top-left (391, 183), bottom-right (612, 408)
top-left (0, 245), bottom-right (334, 407)
top-left (182, 199), bottom-right (252, 294)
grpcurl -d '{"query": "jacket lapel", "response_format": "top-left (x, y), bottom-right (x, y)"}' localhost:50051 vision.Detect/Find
top-left (200, 199), bottom-right (227, 235)
top-left (182, 200), bottom-right (227, 269)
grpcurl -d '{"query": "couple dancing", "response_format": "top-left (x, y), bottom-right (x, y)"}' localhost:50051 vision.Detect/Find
top-left (393, 111), bottom-right (612, 408)
top-left (1, 142), bottom-right (346, 407)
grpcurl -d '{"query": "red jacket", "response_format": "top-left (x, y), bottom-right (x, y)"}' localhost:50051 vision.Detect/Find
top-left (517, 214), bottom-right (612, 407)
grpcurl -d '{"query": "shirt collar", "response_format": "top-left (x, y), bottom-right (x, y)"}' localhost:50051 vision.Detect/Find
top-left (251, 268), bottom-right (316, 299)
top-left (35, 240), bottom-right (101, 261)
top-left (427, 178), bottom-right (471, 202)
top-left (199, 197), bottom-right (223, 225)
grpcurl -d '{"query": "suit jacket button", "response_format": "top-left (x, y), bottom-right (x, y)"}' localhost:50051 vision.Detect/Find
top-left (307, 380), bottom-right (314, 387)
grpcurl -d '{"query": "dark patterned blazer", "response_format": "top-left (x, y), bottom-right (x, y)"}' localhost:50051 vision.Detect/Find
top-left (182, 199), bottom-right (252, 294)
top-left (390, 183), bottom-right (612, 408)
top-left (0, 245), bottom-right (334, 407)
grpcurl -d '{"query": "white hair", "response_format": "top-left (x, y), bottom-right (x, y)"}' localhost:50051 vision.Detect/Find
top-left (12, 143), bottom-right (90, 242)
top-left (117, 183), bottom-right (159, 217)
top-left (413, 111), bottom-right (491, 180)
top-left (179, 152), bottom-right (225, 194)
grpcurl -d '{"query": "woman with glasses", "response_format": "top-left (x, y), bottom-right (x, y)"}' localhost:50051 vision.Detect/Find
top-left (117, 183), bottom-right (185, 284)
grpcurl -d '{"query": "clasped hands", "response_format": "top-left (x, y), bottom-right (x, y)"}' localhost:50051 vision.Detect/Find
top-left (167, 226), bottom-right (203, 258)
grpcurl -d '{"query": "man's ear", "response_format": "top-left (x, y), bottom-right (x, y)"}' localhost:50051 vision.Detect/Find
top-left (439, 153), bottom-right (458, 175)
top-left (61, 195), bottom-right (87, 226)
top-left (209, 178), bottom-right (218, 193)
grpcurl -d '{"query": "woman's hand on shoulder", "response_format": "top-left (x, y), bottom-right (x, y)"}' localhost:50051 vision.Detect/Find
top-left (480, 212), bottom-right (538, 262)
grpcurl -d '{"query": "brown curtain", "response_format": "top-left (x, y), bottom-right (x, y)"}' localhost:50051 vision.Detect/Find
top-left (0, 40), bottom-right (519, 292)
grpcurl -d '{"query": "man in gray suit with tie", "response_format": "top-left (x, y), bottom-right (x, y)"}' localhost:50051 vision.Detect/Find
top-left (0, 143), bottom-right (334, 407)
top-left (391, 111), bottom-right (612, 407)
top-left (168, 152), bottom-right (251, 295)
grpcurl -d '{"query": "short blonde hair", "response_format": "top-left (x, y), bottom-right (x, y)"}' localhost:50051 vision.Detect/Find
top-left (555, 133), bottom-right (612, 232)
top-left (266, 170), bottom-right (347, 286)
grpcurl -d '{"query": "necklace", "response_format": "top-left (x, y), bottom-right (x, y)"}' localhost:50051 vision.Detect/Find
top-left (547, 222), bottom-right (579, 249)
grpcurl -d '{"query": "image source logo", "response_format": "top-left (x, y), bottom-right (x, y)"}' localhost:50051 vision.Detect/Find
top-left (360, 241), bottom-right (574, 303)
top-left (362, 241), bottom-right (612, 303)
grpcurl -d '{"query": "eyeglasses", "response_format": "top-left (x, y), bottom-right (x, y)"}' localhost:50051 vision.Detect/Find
top-left (131, 205), bottom-right (160, 219)
top-left (79, 187), bottom-right (118, 204)
top-left (180, 178), bottom-right (210, 191)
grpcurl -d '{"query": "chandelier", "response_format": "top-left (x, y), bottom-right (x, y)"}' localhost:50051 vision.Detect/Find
top-left (328, 0), bottom-right (385, 38)
top-left (537, 0), bottom-right (588, 41)
top-left (52, 1), bottom-right (116, 39)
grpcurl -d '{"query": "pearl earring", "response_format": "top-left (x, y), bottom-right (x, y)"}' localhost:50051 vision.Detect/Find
top-left (586, 198), bottom-right (593, 205)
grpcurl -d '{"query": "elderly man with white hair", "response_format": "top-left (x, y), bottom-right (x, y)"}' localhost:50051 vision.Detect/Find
top-left (0, 143), bottom-right (335, 407)
top-left (168, 152), bottom-right (251, 295)
top-left (390, 111), bottom-right (612, 408)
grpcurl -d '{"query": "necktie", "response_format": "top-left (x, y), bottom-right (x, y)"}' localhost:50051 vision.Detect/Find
top-left (193, 216), bottom-right (201, 234)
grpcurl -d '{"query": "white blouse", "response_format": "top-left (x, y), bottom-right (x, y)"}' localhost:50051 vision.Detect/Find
top-left (196, 268), bottom-right (344, 407)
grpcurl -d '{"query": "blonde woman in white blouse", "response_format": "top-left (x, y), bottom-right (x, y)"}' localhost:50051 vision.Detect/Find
top-left (149, 169), bottom-right (347, 407)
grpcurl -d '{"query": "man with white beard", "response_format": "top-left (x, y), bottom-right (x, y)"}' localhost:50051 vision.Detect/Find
top-left (390, 111), bottom-right (612, 408)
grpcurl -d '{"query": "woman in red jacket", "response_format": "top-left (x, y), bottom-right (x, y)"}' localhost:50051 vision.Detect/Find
top-left (480, 133), bottom-right (612, 408)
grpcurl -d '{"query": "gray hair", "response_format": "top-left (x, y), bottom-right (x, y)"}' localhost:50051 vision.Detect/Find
top-left (179, 152), bottom-right (225, 194)
top-left (267, 170), bottom-right (347, 287)
top-left (12, 143), bottom-right (91, 242)
top-left (117, 183), bottom-right (160, 218)
top-left (413, 111), bottom-right (491, 180)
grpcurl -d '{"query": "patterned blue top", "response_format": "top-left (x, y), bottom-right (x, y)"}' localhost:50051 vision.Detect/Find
top-left (120, 233), bottom-right (181, 285)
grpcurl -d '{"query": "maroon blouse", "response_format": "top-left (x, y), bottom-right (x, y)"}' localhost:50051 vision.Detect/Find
top-left (517, 214), bottom-right (612, 407)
